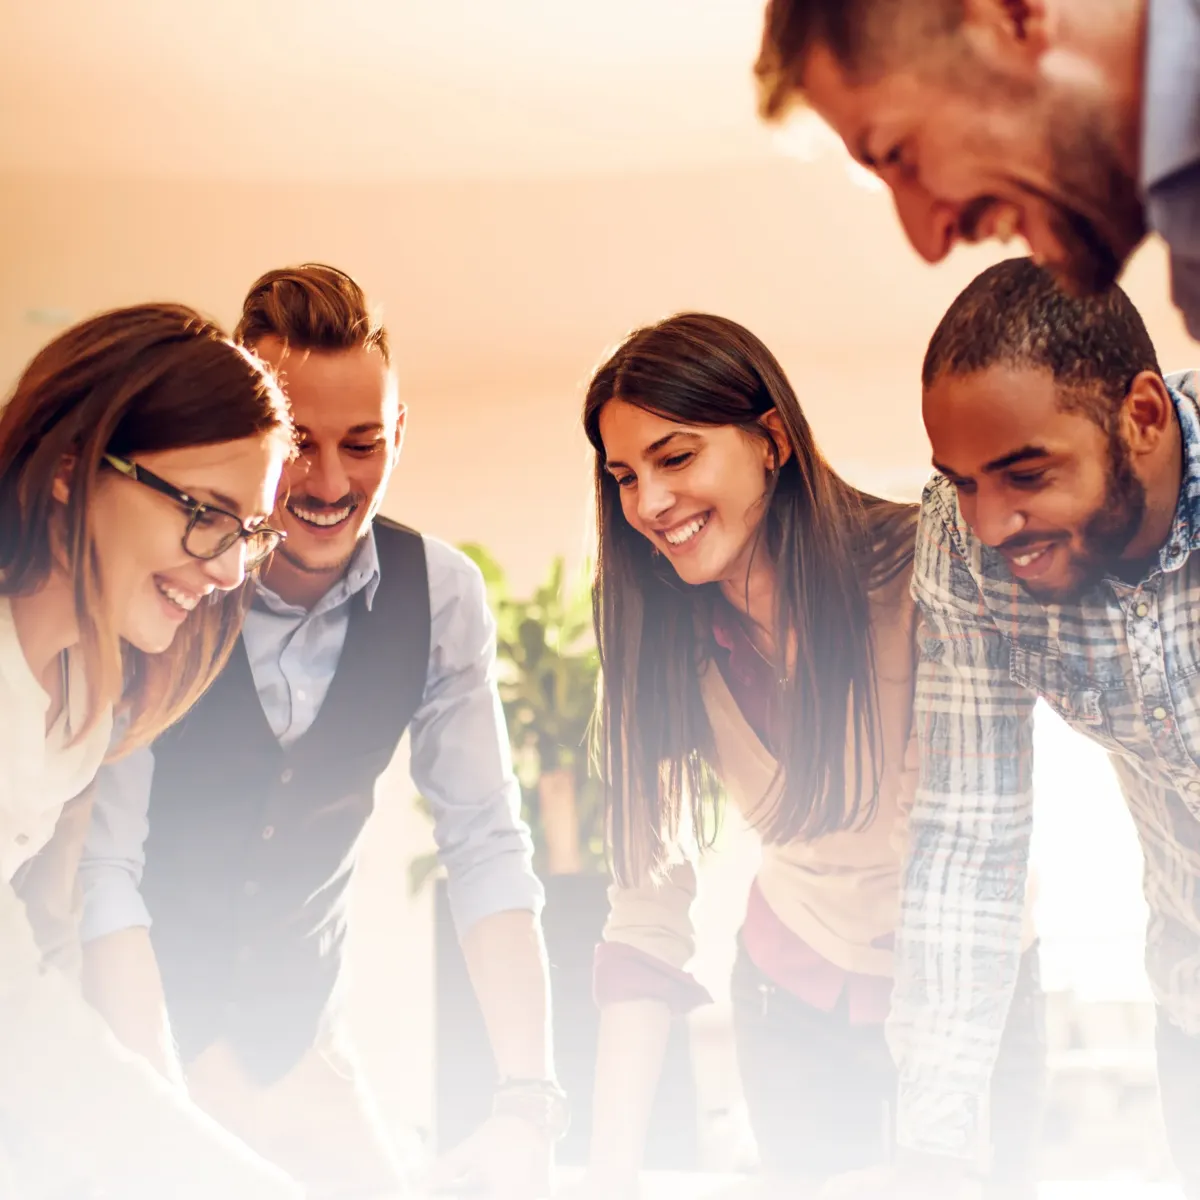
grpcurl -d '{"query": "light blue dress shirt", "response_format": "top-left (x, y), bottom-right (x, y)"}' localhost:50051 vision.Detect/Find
top-left (80, 529), bottom-right (544, 942)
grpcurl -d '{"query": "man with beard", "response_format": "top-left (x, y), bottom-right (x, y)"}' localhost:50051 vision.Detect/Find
top-left (822, 257), bottom-right (1200, 1200)
top-left (75, 265), bottom-right (564, 1200)
top-left (753, 0), bottom-right (1200, 337)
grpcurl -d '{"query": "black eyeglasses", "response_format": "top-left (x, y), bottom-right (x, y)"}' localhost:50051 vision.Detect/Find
top-left (103, 454), bottom-right (285, 570)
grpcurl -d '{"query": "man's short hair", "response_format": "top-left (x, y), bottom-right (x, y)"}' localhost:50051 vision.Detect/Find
top-left (922, 257), bottom-right (1162, 426)
top-left (755, 0), bottom-right (963, 119)
top-left (234, 263), bottom-right (389, 364)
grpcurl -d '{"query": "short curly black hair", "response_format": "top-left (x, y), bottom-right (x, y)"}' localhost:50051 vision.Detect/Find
top-left (922, 257), bottom-right (1161, 426)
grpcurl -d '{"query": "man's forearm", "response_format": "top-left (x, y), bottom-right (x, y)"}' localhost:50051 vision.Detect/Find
top-left (82, 926), bottom-right (184, 1085)
top-left (460, 908), bottom-right (553, 1081)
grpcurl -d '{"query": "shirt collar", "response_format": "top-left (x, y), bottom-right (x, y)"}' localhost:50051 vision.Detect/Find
top-left (253, 525), bottom-right (383, 617)
top-left (1141, 0), bottom-right (1200, 189)
top-left (1157, 370), bottom-right (1200, 573)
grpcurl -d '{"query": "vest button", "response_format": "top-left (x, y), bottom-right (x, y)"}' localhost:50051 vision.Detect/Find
top-left (280, 768), bottom-right (294, 784)
top-left (1136, 602), bottom-right (1149, 618)
top-left (1153, 706), bottom-right (1169, 721)
top-left (262, 825), bottom-right (275, 841)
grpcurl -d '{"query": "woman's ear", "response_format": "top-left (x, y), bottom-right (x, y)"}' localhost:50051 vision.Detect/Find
top-left (51, 454), bottom-right (76, 504)
top-left (760, 409), bottom-right (793, 470)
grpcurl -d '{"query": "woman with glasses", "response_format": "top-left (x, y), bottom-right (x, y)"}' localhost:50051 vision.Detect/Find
top-left (0, 303), bottom-right (301, 1198)
top-left (576, 314), bottom-right (1044, 1200)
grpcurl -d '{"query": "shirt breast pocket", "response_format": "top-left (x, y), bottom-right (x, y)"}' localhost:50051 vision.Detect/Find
top-left (1009, 643), bottom-right (1128, 750)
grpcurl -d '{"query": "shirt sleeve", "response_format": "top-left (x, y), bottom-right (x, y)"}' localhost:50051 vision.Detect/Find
top-left (888, 480), bottom-right (1036, 1162)
top-left (594, 861), bottom-right (713, 1014)
top-left (77, 743), bottom-right (156, 942)
top-left (408, 539), bottom-right (544, 934)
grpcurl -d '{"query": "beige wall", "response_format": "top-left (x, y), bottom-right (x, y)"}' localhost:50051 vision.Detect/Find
top-left (5, 164), bottom-right (1195, 587)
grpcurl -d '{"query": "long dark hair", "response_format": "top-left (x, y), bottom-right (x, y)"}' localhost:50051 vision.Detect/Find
top-left (583, 313), bottom-right (916, 885)
top-left (0, 303), bottom-right (293, 753)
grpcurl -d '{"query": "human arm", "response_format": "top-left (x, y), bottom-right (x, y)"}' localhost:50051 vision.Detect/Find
top-left (409, 542), bottom-right (552, 1196)
top-left (0, 843), bottom-right (301, 1197)
top-left (14, 783), bottom-right (95, 977)
top-left (584, 862), bottom-right (710, 1195)
top-left (78, 745), bottom-right (184, 1082)
top-left (887, 481), bottom-right (1037, 1167)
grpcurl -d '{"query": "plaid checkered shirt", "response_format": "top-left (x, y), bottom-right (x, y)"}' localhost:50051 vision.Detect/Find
top-left (894, 370), bottom-right (1200, 1161)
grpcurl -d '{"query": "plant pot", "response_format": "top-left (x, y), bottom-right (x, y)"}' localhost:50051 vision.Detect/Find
top-left (433, 874), bottom-right (698, 1168)
top-left (538, 768), bottom-right (582, 875)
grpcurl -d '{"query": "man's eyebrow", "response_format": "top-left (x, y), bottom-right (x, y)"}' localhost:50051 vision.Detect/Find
top-left (932, 446), bottom-right (1052, 479)
top-left (345, 423), bottom-right (385, 436)
top-left (983, 445), bottom-right (1052, 472)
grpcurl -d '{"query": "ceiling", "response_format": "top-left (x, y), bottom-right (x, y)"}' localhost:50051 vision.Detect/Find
top-left (0, 0), bottom-right (791, 180)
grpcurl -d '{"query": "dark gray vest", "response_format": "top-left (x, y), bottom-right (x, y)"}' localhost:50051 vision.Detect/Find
top-left (141, 520), bottom-right (431, 1082)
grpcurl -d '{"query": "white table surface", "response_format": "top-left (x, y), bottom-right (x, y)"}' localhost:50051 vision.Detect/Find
top-left (551, 1171), bottom-right (1186, 1198)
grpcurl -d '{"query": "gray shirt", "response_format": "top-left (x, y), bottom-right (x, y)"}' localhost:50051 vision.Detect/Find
top-left (80, 530), bottom-right (544, 943)
top-left (1143, 0), bottom-right (1200, 338)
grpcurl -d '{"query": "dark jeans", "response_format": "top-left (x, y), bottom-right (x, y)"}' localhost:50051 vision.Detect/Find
top-left (730, 941), bottom-right (1046, 1196)
top-left (1157, 1010), bottom-right (1200, 1199)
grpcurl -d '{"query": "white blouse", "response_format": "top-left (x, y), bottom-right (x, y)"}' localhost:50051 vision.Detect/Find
top-left (0, 594), bottom-right (300, 1199)
top-left (0, 595), bottom-right (112, 883)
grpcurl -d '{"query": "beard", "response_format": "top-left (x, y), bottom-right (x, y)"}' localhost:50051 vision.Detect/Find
top-left (1030, 98), bottom-right (1147, 295)
top-left (1022, 430), bottom-right (1147, 603)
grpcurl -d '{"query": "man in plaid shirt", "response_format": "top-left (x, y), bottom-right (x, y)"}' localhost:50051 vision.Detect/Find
top-left (834, 258), bottom-right (1200, 1200)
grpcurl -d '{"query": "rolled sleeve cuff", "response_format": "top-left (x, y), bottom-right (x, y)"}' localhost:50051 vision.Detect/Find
top-left (444, 849), bottom-right (545, 935)
top-left (593, 941), bottom-right (712, 1015)
top-left (895, 1081), bottom-right (987, 1163)
top-left (78, 876), bottom-right (152, 944)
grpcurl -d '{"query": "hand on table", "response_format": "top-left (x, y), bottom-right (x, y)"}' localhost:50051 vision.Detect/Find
top-left (424, 1113), bottom-right (552, 1199)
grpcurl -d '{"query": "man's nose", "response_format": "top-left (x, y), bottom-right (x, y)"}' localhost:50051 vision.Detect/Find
top-left (304, 447), bottom-right (350, 501)
top-left (966, 491), bottom-right (1026, 549)
top-left (892, 181), bottom-right (958, 265)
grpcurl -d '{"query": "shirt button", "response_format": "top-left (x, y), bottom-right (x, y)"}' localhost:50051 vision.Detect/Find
top-left (1187, 782), bottom-right (1200, 796)
top-left (237, 945), bottom-right (253, 963)
top-left (1153, 706), bottom-right (1169, 721)
top-left (14, 833), bottom-right (28, 846)
top-left (280, 768), bottom-right (293, 784)
top-left (262, 825), bottom-right (275, 841)
top-left (296, 689), bottom-right (307, 702)
top-left (244, 881), bottom-right (259, 898)
top-left (1135, 602), bottom-right (1149, 618)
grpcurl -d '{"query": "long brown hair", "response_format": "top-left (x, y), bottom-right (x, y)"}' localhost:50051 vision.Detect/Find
top-left (583, 313), bottom-right (916, 885)
top-left (0, 303), bottom-right (293, 754)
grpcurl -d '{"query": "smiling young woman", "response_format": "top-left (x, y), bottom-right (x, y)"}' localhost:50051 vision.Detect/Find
top-left (576, 313), bottom-right (1044, 1199)
top-left (0, 303), bottom-right (302, 1198)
